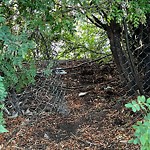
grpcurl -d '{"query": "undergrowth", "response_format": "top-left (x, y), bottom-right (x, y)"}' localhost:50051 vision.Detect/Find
top-left (125, 95), bottom-right (150, 150)
top-left (0, 76), bottom-right (8, 133)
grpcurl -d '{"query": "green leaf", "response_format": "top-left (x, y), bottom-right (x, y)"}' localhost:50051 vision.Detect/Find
top-left (135, 104), bottom-right (140, 111)
top-left (0, 16), bottom-right (6, 23)
top-left (144, 122), bottom-right (150, 128)
top-left (131, 101), bottom-right (140, 112)
top-left (0, 104), bottom-right (4, 109)
top-left (140, 133), bottom-right (148, 145)
top-left (146, 98), bottom-right (150, 104)
top-left (133, 138), bottom-right (139, 144)
top-left (132, 106), bottom-right (137, 112)
top-left (144, 113), bottom-right (150, 120)
top-left (138, 95), bottom-right (146, 103)
top-left (128, 138), bottom-right (134, 143)
top-left (136, 121), bottom-right (143, 126)
top-left (0, 125), bottom-right (8, 133)
top-left (125, 103), bottom-right (133, 108)
top-left (132, 100), bottom-right (137, 105)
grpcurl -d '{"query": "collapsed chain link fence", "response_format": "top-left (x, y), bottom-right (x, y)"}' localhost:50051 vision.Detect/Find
top-left (5, 30), bottom-right (71, 117)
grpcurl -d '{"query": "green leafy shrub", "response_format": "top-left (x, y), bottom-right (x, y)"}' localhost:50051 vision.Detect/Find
top-left (0, 3), bottom-right (36, 133)
top-left (0, 76), bottom-right (8, 133)
top-left (125, 96), bottom-right (150, 150)
top-left (0, 10), bottom-right (36, 92)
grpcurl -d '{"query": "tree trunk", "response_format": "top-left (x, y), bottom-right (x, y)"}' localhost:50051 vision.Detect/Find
top-left (106, 21), bottom-right (138, 95)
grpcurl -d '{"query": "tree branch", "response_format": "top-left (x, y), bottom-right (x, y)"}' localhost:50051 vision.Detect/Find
top-left (92, 15), bottom-right (107, 30)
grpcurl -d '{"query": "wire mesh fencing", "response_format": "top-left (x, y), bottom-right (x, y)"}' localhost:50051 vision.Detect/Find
top-left (4, 29), bottom-right (71, 117)
top-left (117, 17), bottom-right (150, 97)
top-left (5, 60), bottom-right (71, 117)
top-left (4, 17), bottom-right (150, 119)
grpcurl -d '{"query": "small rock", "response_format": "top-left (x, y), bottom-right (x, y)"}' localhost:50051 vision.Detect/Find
top-left (55, 68), bottom-right (67, 75)
top-left (79, 92), bottom-right (88, 97)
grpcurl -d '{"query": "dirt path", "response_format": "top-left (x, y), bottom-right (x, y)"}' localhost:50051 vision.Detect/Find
top-left (0, 60), bottom-right (140, 150)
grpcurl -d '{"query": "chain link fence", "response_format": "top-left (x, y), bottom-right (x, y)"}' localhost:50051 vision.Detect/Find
top-left (4, 18), bottom-right (150, 118)
top-left (118, 17), bottom-right (150, 97)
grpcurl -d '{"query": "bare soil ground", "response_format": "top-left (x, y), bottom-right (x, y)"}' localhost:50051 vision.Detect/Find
top-left (0, 60), bottom-right (140, 150)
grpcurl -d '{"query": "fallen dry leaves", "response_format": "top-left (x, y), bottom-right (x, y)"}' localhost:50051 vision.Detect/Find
top-left (0, 60), bottom-right (140, 150)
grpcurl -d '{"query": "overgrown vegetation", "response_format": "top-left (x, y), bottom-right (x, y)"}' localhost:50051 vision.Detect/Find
top-left (0, 76), bottom-right (8, 133)
top-left (125, 96), bottom-right (150, 150)
top-left (57, 22), bottom-right (111, 60)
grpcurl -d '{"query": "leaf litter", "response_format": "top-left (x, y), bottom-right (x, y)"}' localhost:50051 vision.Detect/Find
top-left (0, 60), bottom-right (140, 150)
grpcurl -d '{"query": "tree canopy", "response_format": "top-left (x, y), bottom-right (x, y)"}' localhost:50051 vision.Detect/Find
top-left (0, 0), bottom-right (150, 91)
